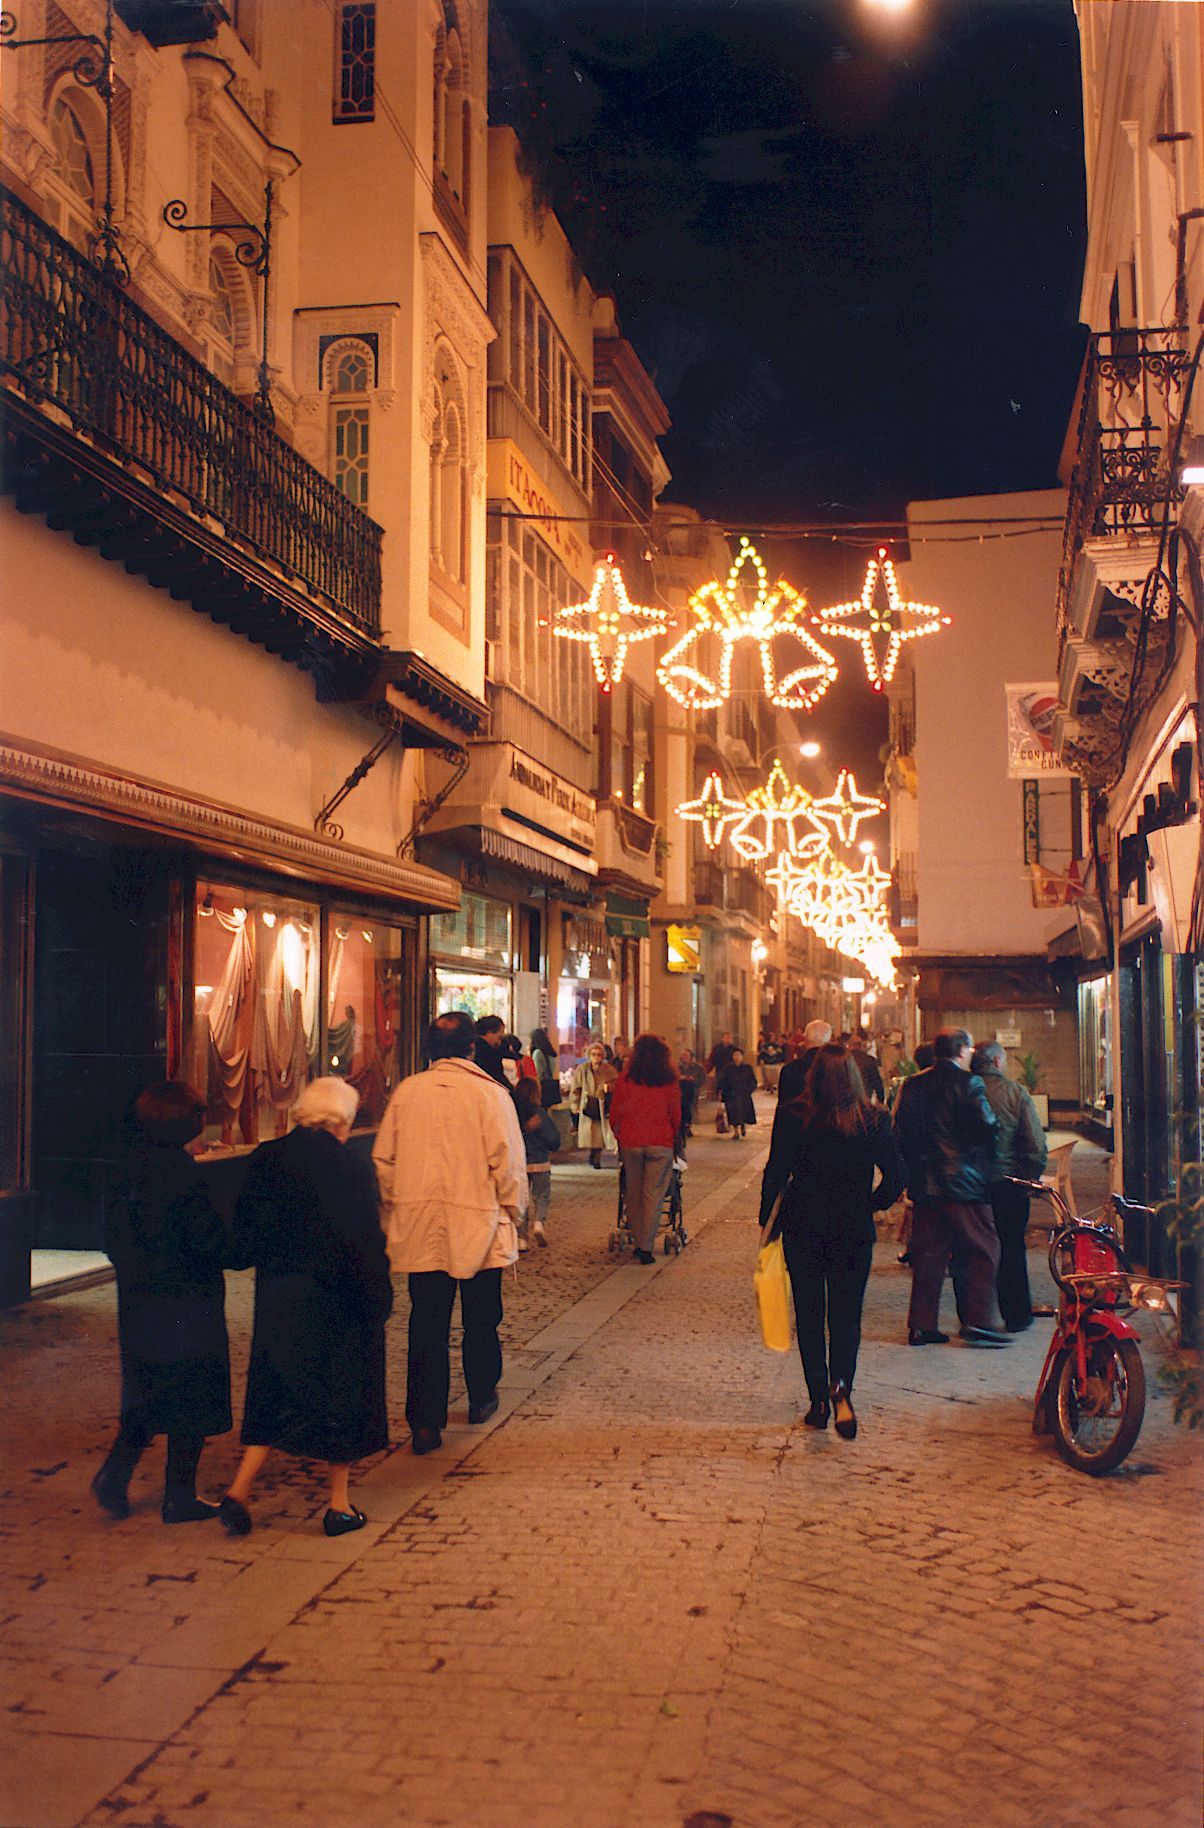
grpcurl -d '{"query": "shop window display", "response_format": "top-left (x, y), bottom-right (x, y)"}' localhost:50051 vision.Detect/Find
top-left (192, 882), bottom-right (320, 1148)
top-left (325, 919), bottom-right (404, 1128)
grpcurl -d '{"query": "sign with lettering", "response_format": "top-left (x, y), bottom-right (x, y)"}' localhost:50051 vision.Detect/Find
top-left (1005, 683), bottom-right (1073, 778)
top-left (666, 923), bottom-right (701, 974)
top-left (487, 440), bottom-right (592, 588)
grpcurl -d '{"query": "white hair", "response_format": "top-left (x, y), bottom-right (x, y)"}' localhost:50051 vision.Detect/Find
top-left (804, 1019), bottom-right (833, 1046)
top-left (293, 1076), bottom-right (360, 1132)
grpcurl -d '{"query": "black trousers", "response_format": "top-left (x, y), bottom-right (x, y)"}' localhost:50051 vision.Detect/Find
top-left (406, 1269), bottom-right (503, 1432)
top-left (100, 1414), bottom-right (204, 1498)
top-left (782, 1228), bottom-right (874, 1403)
top-left (991, 1181), bottom-right (1033, 1328)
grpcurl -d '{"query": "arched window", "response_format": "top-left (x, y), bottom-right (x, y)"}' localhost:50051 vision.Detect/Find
top-left (430, 343), bottom-right (468, 585)
top-left (433, 3), bottom-right (471, 211)
top-left (324, 337), bottom-right (374, 508)
top-left (207, 241), bottom-right (256, 388)
top-left (51, 97), bottom-right (95, 205)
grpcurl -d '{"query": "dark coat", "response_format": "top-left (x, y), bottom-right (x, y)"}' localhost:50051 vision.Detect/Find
top-left (760, 1104), bottom-right (906, 1239)
top-left (231, 1127), bottom-right (393, 1464)
top-left (892, 1061), bottom-right (999, 1203)
top-left (776, 1046), bottom-right (820, 1105)
top-left (718, 1061), bottom-right (758, 1126)
top-left (105, 1143), bottom-right (232, 1438)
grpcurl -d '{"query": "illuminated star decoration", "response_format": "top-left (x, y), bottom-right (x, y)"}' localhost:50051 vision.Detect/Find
top-left (806, 769), bottom-right (886, 847)
top-left (811, 546), bottom-right (950, 694)
top-left (657, 537), bottom-right (839, 712)
top-left (675, 772), bottom-right (747, 851)
top-left (554, 554), bottom-right (667, 693)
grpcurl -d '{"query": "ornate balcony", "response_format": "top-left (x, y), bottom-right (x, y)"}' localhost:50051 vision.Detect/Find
top-left (0, 186), bottom-right (383, 677)
top-left (1055, 327), bottom-right (1188, 779)
top-left (593, 797), bottom-right (660, 898)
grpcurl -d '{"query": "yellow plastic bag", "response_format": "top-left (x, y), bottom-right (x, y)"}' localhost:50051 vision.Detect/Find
top-left (754, 1233), bottom-right (792, 1353)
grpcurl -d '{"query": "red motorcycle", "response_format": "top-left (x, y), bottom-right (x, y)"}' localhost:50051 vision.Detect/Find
top-left (1016, 1179), bottom-right (1182, 1475)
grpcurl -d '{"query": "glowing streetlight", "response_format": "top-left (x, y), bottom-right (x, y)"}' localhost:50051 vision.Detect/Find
top-left (799, 740), bottom-right (822, 758)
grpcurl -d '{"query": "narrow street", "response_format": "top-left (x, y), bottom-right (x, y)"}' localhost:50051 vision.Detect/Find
top-left (2, 1109), bottom-right (1200, 1828)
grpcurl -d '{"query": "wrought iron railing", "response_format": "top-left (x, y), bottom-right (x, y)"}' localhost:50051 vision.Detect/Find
top-left (1058, 327), bottom-right (1190, 630)
top-left (0, 185), bottom-right (382, 636)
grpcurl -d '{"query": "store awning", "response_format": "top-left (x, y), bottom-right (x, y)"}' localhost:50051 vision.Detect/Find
top-left (479, 827), bottom-right (595, 893)
top-left (605, 892), bottom-right (651, 940)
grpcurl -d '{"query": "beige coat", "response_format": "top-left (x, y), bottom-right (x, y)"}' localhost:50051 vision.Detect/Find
top-left (568, 1060), bottom-right (617, 1151)
top-left (372, 1057), bottom-right (527, 1279)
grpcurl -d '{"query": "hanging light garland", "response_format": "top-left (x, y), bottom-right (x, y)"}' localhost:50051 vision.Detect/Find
top-left (811, 546), bottom-right (950, 693)
top-left (657, 537), bottom-right (839, 712)
top-left (674, 772), bottom-right (748, 851)
top-left (806, 769), bottom-right (886, 846)
top-left (554, 554), bottom-right (667, 693)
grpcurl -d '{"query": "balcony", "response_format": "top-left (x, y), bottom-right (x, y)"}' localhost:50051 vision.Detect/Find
top-left (692, 857), bottom-right (770, 929)
top-left (0, 187), bottom-right (383, 678)
top-left (594, 797), bottom-right (660, 897)
top-left (1055, 328), bottom-right (1188, 778)
top-left (890, 853), bottom-right (918, 940)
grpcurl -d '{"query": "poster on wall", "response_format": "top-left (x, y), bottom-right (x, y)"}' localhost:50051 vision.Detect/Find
top-left (1005, 683), bottom-right (1073, 778)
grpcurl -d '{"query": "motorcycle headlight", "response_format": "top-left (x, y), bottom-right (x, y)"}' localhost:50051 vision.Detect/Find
top-left (1130, 1281), bottom-right (1171, 1312)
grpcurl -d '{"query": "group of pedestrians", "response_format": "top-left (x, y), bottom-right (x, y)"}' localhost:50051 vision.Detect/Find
top-left (759, 1019), bottom-right (1049, 1440)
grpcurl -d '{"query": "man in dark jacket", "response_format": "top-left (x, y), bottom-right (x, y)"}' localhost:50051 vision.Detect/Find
top-left (776, 1019), bottom-right (833, 1105)
top-left (473, 1014), bottom-right (509, 1084)
top-left (893, 1026), bottom-right (1007, 1346)
top-left (971, 1041), bottom-right (1049, 1331)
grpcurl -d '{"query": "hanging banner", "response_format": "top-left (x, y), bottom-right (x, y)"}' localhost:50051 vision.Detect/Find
top-left (1005, 684), bottom-right (1073, 778)
top-left (1030, 860), bottom-right (1084, 909)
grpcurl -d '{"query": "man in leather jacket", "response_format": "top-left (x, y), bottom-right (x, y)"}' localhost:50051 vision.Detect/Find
top-left (893, 1026), bottom-right (1008, 1345)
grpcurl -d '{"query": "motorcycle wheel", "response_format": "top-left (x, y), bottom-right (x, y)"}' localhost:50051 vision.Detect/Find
top-left (1051, 1336), bottom-right (1145, 1475)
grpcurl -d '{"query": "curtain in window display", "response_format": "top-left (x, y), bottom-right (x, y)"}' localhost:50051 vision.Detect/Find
top-left (205, 910), bottom-right (253, 1123)
top-left (251, 917), bottom-right (318, 1109)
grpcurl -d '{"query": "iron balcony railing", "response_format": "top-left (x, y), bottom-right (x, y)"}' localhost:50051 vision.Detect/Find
top-left (0, 185), bottom-right (382, 636)
top-left (1058, 326), bottom-right (1190, 631)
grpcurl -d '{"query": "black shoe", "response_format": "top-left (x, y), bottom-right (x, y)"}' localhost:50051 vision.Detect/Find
top-left (217, 1495), bottom-right (253, 1536)
top-left (803, 1400), bottom-right (830, 1430)
top-left (468, 1393), bottom-right (499, 1425)
top-left (908, 1329), bottom-right (950, 1346)
top-left (91, 1467), bottom-right (130, 1520)
top-left (323, 1506), bottom-right (367, 1538)
top-left (959, 1325), bottom-right (1011, 1345)
top-left (411, 1427), bottom-right (442, 1456)
top-left (162, 1495), bottom-right (221, 1524)
top-left (830, 1381), bottom-right (858, 1441)
top-left (633, 1248), bottom-right (655, 1265)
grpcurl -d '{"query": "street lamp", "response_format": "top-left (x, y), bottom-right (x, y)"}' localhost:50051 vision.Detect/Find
top-left (799, 740), bottom-right (822, 759)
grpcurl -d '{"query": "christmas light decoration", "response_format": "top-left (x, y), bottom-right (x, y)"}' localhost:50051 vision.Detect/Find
top-left (807, 769), bottom-right (886, 846)
top-left (729, 760), bottom-right (828, 861)
top-left (554, 554), bottom-right (667, 693)
top-left (811, 546), bottom-right (950, 694)
top-left (675, 772), bottom-right (748, 851)
top-left (657, 537), bottom-right (839, 712)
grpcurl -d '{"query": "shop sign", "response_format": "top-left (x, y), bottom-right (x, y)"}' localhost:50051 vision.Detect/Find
top-left (487, 439), bottom-right (593, 588)
top-left (506, 747), bottom-right (596, 851)
top-left (666, 923), bottom-right (701, 974)
top-left (1022, 779), bottom-right (1041, 863)
top-left (995, 1027), bottom-right (1022, 1048)
top-left (1005, 683), bottom-right (1073, 778)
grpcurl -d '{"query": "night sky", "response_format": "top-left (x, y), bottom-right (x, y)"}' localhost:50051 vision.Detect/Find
top-left (491, 0), bottom-right (1088, 774)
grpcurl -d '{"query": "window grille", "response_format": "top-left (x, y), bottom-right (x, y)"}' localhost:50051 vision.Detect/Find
top-left (334, 4), bottom-right (375, 124)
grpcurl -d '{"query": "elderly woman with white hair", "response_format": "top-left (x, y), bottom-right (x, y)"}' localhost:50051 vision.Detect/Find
top-left (218, 1077), bottom-right (393, 1539)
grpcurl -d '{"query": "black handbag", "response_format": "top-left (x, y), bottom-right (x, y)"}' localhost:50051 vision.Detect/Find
top-left (584, 1095), bottom-right (601, 1120)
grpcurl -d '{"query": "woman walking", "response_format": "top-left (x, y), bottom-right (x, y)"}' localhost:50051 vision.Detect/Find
top-left (219, 1077), bottom-right (393, 1538)
top-left (568, 1041), bottom-right (617, 1167)
top-left (759, 1045), bottom-right (905, 1438)
top-left (530, 1028), bottom-right (561, 1108)
top-left (609, 1034), bottom-right (681, 1265)
top-left (93, 1082), bottom-right (230, 1524)
top-left (718, 1046), bottom-right (758, 1138)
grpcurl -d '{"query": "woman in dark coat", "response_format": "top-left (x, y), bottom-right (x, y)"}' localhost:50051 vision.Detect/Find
top-left (718, 1047), bottom-right (758, 1138)
top-left (93, 1081), bottom-right (231, 1524)
top-left (759, 1045), bottom-right (905, 1439)
top-left (219, 1077), bottom-right (393, 1539)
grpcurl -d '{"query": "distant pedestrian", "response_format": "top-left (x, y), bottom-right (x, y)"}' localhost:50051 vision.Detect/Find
top-left (706, 1030), bottom-right (737, 1083)
top-left (718, 1047), bottom-right (758, 1138)
top-left (610, 1035), bottom-right (630, 1072)
top-left (219, 1078), bottom-right (392, 1538)
top-left (676, 1047), bottom-right (705, 1159)
top-left (568, 1041), bottom-right (617, 1167)
top-left (92, 1081), bottom-right (231, 1526)
top-left (760, 1046), bottom-right (906, 1437)
top-left (971, 1041), bottom-right (1048, 1331)
top-left (609, 1034), bottom-right (681, 1265)
top-left (777, 1018), bottom-right (834, 1105)
top-left (848, 1038), bottom-right (885, 1102)
top-left (374, 1011), bottom-right (526, 1454)
top-left (513, 1075), bottom-right (560, 1247)
top-left (757, 1034), bottom-right (787, 1092)
top-left (531, 1027), bottom-right (562, 1107)
top-left (473, 1015), bottom-right (509, 1085)
top-left (893, 1027), bottom-right (1006, 1347)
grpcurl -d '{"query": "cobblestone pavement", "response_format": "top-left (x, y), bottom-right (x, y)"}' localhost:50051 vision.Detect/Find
top-left (2, 1108), bottom-right (1201, 1828)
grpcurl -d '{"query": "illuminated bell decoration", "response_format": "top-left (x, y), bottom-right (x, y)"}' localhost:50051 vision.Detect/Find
top-left (675, 772), bottom-right (747, 851)
top-left (657, 537), bottom-right (839, 712)
top-left (812, 546), bottom-right (950, 694)
top-left (729, 761), bottom-right (828, 861)
top-left (806, 769), bottom-right (886, 847)
top-left (554, 554), bottom-right (667, 693)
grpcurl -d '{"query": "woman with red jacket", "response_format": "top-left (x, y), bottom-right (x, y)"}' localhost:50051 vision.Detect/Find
top-left (608, 1034), bottom-right (681, 1264)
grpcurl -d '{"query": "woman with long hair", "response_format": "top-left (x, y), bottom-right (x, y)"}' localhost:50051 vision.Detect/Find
top-left (759, 1045), bottom-right (905, 1438)
top-left (609, 1034), bottom-right (681, 1264)
top-left (530, 1027), bottom-right (560, 1108)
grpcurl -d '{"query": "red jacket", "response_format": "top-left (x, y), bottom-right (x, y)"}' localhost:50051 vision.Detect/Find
top-left (608, 1073), bottom-right (681, 1149)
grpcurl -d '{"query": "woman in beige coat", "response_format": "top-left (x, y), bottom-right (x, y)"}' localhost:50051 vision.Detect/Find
top-left (568, 1041), bottom-right (617, 1167)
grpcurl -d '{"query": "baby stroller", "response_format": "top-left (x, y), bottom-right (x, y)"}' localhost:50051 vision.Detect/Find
top-left (609, 1159), bottom-right (688, 1257)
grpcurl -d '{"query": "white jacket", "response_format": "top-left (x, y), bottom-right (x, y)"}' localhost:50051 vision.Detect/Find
top-left (373, 1057), bottom-right (528, 1278)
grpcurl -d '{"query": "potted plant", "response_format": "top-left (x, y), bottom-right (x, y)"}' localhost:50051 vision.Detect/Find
top-left (1016, 1050), bottom-right (1049, 1128)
